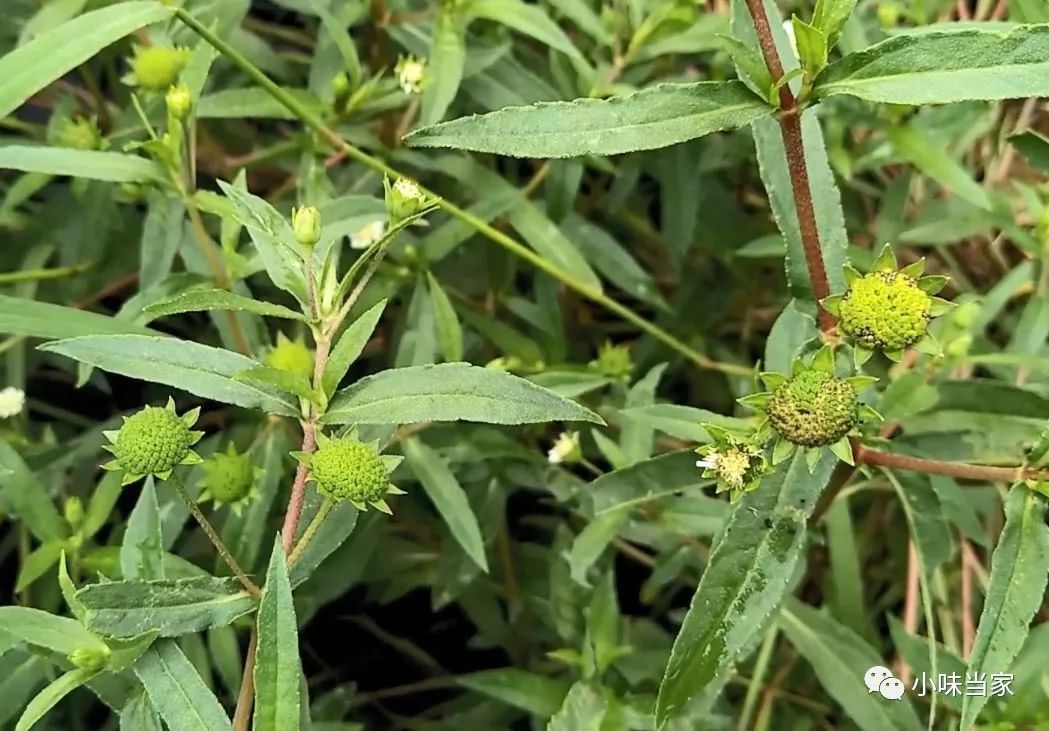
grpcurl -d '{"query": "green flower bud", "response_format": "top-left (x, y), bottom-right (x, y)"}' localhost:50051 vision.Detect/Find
top-left (331, 72), bottom-right (351, 98)
top-left (292, 205), bottom-right (322, 248)
top-left (63, 496), bottom-right (84, 529)
top-left (591, 341), bottom-right (633, 381)
top-left (767, 370), bottom-right (859, 448)
top-left (838, 271), bottom-right (931, 352)
top-left (58, 117), bottom-right (102, 151)
top-left (68, 645), bottom-right (111, 672)
top-left (129, 45), bottom-right (190, 92)
top-left (165, 83), bottom-right (192, 120)
top-left (200, 444), bottom-right (257, 511)
top-left (102, 399), bottom-right (203, 484)
top-left (309, 437), bottom-right (390, 505)
top-left (265, 333), bottom-right (314, 380)
top-left (385, 176), bottom-right (430, 223)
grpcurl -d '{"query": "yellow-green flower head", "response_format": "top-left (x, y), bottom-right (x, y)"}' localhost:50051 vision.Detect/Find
top-left (58, 117), bottom-right (102, 151)
top-left (292, 205), bottom-right (322, 248)
top-left (68, 645), bottom-right (111, 672)
top-left (591, 340), bottom-right (633, 381)
top-left (102, 398), bottom-right (203, 484)
top-left (265, 332), bottom-right (314, 380)
top-left (128, 45), bottom-right (190, 92)
top-left (165, 83), bottom-right (192, 120)
top-left (823, 244), bottom-right (951, 362)
top-left (200, 444), bottom-right (260, 515)
top-left (299, 431), bottom-right (403, 512)
top-left (695, 426), bottom-right (766, 502)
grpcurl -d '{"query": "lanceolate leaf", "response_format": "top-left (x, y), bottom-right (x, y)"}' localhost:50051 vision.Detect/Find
top-left (406, 81), bottom-right (773, 158)
top-left (419, 6), bottom-right (466, 126)
top-left (468, 0), bottom-right (584, 62)
top-left (0, 295), bottom-right (157, 340)
top-left (322, 299), bottom-right (387, 395)
top-left (0, 1), bottom-right (174, 120)
top-left (814, 26), bottom-right (1049, 104)
top-left (39, 335), bottom-right (299, 416)
top-left (0, 147), bottom-right (164, 183)
top-left (780, 599), bottom-right (923, 731)
top-left (144, 289), bottom-right (307, 321)
top-left (254, 539), bottom-right (302, 731)
top-left (133, 641), bottom-right (231, 731)
top-left (0, 606), bottom-right (106, 656)
top-left (121, 479), bottom-right (166, 581)
top-left (655, 451), bottom-right (836, 725)
top-left (77, 577), bottom-right (256, 638)
top-left (322, 363), bottom-right (603, 425)
top-left (959, 486), bottom-right (1049, 729)
top-left (15, 667), bottom-right (100, 731)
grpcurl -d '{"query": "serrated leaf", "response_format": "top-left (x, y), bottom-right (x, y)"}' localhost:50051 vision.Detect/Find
top-left (655, 451), bottom-right (836, 725)
top-left (133, 640), bottom-right (230, 731)
top-left (403, 437), bottom-right (488, 572)
top-left (39, 335), bottom-right (299, 416)
top-left (77, 577), bottom-right (256, 638)
top-left (323, 363), bottom-right (603, 425)
top-left (254, 539), bottom-right (301, 731)
top-left (144, 288), bottom-right (307, 321)
top-left (815, 26), bottom-right (1049, 104)
top-left (323, 299), bottom-right (387, 394)
top-left (407, 81), bottom-right (772, 158)
top-left (588, 450), bottom-right (709, 513)
top-left (547, 682), bottom-right (609, 731)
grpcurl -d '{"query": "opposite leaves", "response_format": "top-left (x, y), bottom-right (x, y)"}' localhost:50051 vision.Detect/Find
top-left (406, 81), bottom-right (773, 158)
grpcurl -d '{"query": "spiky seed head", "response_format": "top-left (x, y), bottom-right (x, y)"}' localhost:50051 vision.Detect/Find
top-left (591, 340), bottom-right (633, 381)
top-left (111, 405), bottom-right (198, 477)
top-left (767, 370), bottom-right (859, 448)
top-left (129, 46), bottom-right (190, 91)
top-left (838, 270), bottom-right (932, 351)
top-left (309, 437), bottom-right (390, 504)
top-left (201, 445), bottom-right (256, 506)
top-left (265, 333), bottom-right (314, 380)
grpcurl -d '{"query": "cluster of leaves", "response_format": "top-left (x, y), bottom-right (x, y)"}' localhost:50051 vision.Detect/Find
top-left (2, 1), bottom-right (1049, 730)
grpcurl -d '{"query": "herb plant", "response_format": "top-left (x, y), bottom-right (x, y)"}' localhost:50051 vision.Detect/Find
top-left (2, 1), bottom-right (1049, 730)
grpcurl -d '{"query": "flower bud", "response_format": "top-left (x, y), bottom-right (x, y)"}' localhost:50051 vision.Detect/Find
top-left (165, 83), bottom-right (192, 120)
top-left (0, 386), bottom-right (25, 419)
top-left (292, 205), bottom-right (322, 248)
top-left (68, 645), bottom-right (111, 672)
top-left (331, 72), bottom-right (350, 98)
top-left (101, 399), bottom-right (203, 484)
top-left (384, 177), bottom-right (429, 223)
top-left (394, 55), bottom-right (426, 95)
top-left (129, 45), bottom-right (189, 92)
top-left (64, 496), bottom-right (84, 529)
top-left (58, 117), bottom-right (102, 151)
top-left (266, 333), bottom-right (314, 380)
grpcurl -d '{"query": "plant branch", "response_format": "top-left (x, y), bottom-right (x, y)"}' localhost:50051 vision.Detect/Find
top-left (173, 7), bottom-right (749, 377)
top-left (856, 447), bottom-right (1047, 483)
top-left (743, 0), bottom-right (835, 332)
top-left (232, 631), bottom-right (257, 731)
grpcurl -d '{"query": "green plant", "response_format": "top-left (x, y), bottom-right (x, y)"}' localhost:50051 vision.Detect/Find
top-left (3, 1), bottom-right (1049, 730)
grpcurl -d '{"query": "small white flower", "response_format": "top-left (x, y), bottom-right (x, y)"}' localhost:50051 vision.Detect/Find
top-left (696, 454), bottom-right (719, 471)
top-left (350, 219), bottom-right (386, 250)
top-left (395, 56), bottom-right (427, 95)
top-left (0, 387), bottom-right (25, 418)
top-left (547, 431), bottom-right (581, 465)
top-left (782, 20), bottom-right (799, 60)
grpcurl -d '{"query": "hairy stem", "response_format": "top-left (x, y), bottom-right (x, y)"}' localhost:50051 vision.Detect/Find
top-left (173, 7), bottom-right (748, 376)
top-left (170, 475), bottom-right (261, 597)
top-left (856, 447), bottom-right (1048, 483)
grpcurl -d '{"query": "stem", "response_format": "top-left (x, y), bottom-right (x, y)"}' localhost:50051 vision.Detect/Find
top-left (173, 7), bottom-right (748, 377)
top-left (0, 261), bottom-right (93, 285)
top-left (743, 0), bottom-right (834, 332)
top-left (232, 630), bottom-right (257, 731)
top-left (288, 497), bottom-right (333, 566)
top-left (170, 474), bottom-right (261, 597)
top-left (856, 447), bottom-right (1047, 483)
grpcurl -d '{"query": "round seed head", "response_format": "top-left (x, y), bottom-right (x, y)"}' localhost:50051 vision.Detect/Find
top-left (839, 271), bottom-right (931, 351)
top-left (310, 438), bottom-right (390, 504)
top-left (202, 447), bottom-right (256, 505)
top-left (113, 406), bottom-right (196, 476)
top-left (266, 334), bottom-right (313, 380)
top-left (767, 370), bottom-right (859, 447)
top-left (130, 46), bottom-right (189, 92)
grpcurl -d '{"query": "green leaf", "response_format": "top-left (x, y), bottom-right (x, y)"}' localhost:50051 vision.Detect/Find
top-left (811, 0), bottom-right (858, 46)
top-left (567, 508), bottom-right (629, 586)
top-left (655, 451), bottom-right (836, 725)
top-left (288, 501), bottom-right (359, 588)
top-left (0, 607), bottom-right (105, 656)
top-left (197, 87), bottom-right (322, 119)
top-left (15, 540), bottom-right (65, 592)
top-left (119, 692), bottom-right (163, 731)
top-left (254, 539), bottom-right (302, 731)
top-left (814, 26), bottom-right (1049, 104)
top-left (323, 299), bottom-right (387, 395)
top-left (1010, 131), bottom-right (1049, 174)
top-left (888, 125), bottom-right (991, 210)
top-left (403, 437), bottom-right (488, 573)
top-left (140, 193), bottom-right (186, 291)
top-left (307, 0), bottom-right (361, 87)
top-left (407, 81), bottom-right (772, 158)
top-left (960, 486), bottom-right (1049, 729)
top-left (419, 6), bottom-right (466, 126)
top-left (589, 450), bottom-right (710, 513)
top-left (780, 599), bottom-right (923, 731)
top-left (792, 17), bottom-right (828, 78)
top-left (547, 682), bottom-right (610, 731)
top-left (0, 1), bottom-right (174, 120)
top-left (0, 442), bottom-right (66, 543)
top-left (39, 335), bottom-right (299, 416)
top-left (133, 640), bottom-right (231, 731)
top-left (144, 289), bottom-right (307, 322)
top-left (121, 479), bottom-right (166, 581)
top-left (77, 577), bottom-right (256, 638)
top-left (0, 295), bottom-right (157, 340)
top-left (618, 404), bottom-right (748, 443)
top-left (0, 146), bottom-right (164, 183)
top-left (323, 363), bottom-right (603, 426)
top-left (426, 273), bottom-right (464, 362)
top-left (15, 667), bottom-right (100, 731)
top-left (459, 668), bottom-right (570, 717)
top-left (468, 0), bottom-right (584, 62)
top-left (235, 366), bottom-right (316, 404)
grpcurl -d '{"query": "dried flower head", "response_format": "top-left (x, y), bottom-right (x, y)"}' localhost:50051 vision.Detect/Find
top-left (695, 426), bottom-right (767, 502)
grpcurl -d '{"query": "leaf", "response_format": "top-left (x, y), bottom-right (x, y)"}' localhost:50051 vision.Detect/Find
top-left (888, 125), bottom-right (991, 210)
top-left (618, 405), bottom-right (748, 443)
top-left (77, 577), bottom-right (256, 638)
top-left (121, 479), bottom-right (166, 581)
top-left (15, 540), bottom-right (65, 592)
top-left (197, 87), bottom-right (322, 119)
top-left (1010, 131), bottom-right (1049, 174)
top-left (959, 486), bottom-right (1049, 729)
top-left (406, 81), bottom-right (772, 158)
top-left (144, 289), bottom-right (307, 321)
top-left (780, 600), bottom-right (924, 731)
top-left (0, 1), bottom-right (174, 120)
top-left (15, 667), bottom-right (99, 731)
top-left (0, 607), bottom-right (105, 656)
top-left (426, 273), bottom-right (464, 362)
top-left (419, 6), bottom-right (466, 126)
top-left (254, 539), bottom-right (302, 731)
top-left (567, 508), bottom-right (629, 586)
top-left (655, 451), bottom-right (836, 725)
top-left (119, 692), bottom-right (163, 731)
top-left (403, 437), bottom-right (488, 572)
top-left (140, 193), bottom-right (186, 291)
top-left (289, 501), bottom-right (359, 588)
top-left (459, 669), bottom-right (570, 717)
top-left (468, 0), bottom-right (584, 62)
top-left (235, 366), bottom-right (315, 404)
top-left (322, 299), bottom-right (387, 395)
top-left (0, 442), bottom-right (66, 542)
top-left (547, 682), bottom-right (609, 731)
top-left (588, 450), bottom-right (709, 513)
top-left (811, 0), bottom-right (858, 45)
top-left (39, 335), bottom-right (299, 416)
top-left (323, 363), bottom-right (603, 426)
top-left (307, 0), bottom-right (361, 87)
top-left (133, 640), bottom-right (231, 731)
top-left (0, 295), bottom-right (157, 340)
top-left (814, 26), bottom-right (1049, 104)
top-left (0, 146), bottom-right (164, 183)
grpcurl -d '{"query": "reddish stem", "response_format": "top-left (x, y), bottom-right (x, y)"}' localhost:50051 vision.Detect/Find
top-left (280, 423), bottom-right (317, 553)
top-left (855, 447), bottom-right (1045, 484)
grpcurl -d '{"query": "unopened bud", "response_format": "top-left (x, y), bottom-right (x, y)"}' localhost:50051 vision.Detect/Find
top-left (63, 496), bottom-right (84, 529)
top-left (292, 205), bottom-right (322, 247)
top-left (384, 177), bottom-right (430, 223)
top-left (166, 83), bottom-right (192, 120)
top-left (68, 645), bottom-right (111, 672)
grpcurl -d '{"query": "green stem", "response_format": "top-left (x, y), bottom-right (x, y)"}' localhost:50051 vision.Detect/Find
top-left (173, 7), bottom-right (748, 377)
top-left (170, 474), bottom-right (261, 597)
top-left (0, 262), bottom-right (93, 285)
top-left (288, 498), bottom-right (333, 567)
top-left (738, 624), bottom-right (779, 731)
